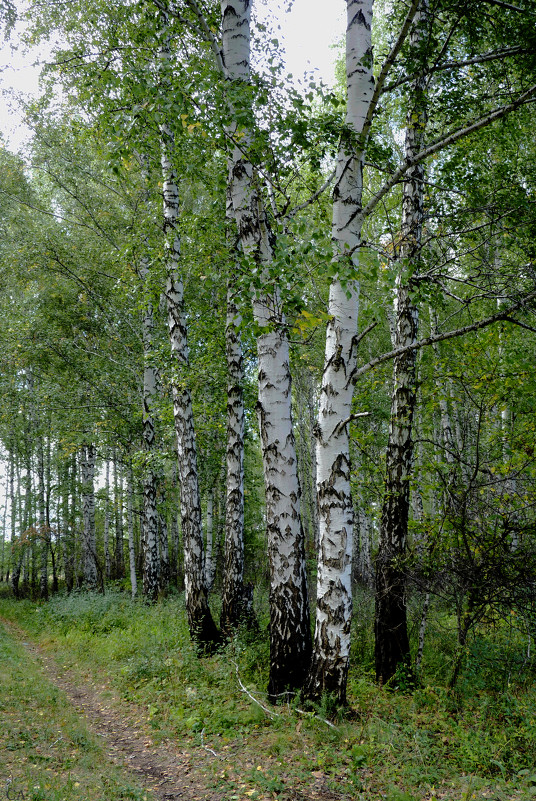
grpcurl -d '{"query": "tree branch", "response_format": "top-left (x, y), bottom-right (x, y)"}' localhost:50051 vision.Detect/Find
top-left (383, 46), bottom-right (528, 93)
top-left (178, 0), bottom-right (224, 73)
top-left (287, 170), bottom-right (336, 218)
top-left (363, 83), bottom-right (536, 218)
top-left (360, 0), bottom-right (421, 145)
top-left (352, 290), bottom-right (536, 382)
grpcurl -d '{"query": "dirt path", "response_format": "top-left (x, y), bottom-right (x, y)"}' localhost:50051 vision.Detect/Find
top-left (1, 617), bottom-right (223, 801)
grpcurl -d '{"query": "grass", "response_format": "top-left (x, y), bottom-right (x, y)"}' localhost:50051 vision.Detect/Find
top-left (0, 605), bottom-right (154, 801)
top-left (1, 585), bottom-right (536, 800)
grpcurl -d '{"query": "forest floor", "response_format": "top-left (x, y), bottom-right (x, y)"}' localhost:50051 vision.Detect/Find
top-left (0, 610), bottom-right (352, 801)
top-left (0, 590), bottom-right (535, 801)
top-left (0, 615), bottom-right (218, 801)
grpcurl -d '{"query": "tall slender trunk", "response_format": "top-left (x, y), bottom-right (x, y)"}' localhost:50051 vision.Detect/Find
top-left (140, 254), bottom-right (161, 601)
top-left (355, 505), bottom-right (374, 588)
top-left (374, 2), bottom-right (428, 685)
top-left (37, 434), bottom-right (48, 600)
top-left (68, 454), bottom-right (78, 591)
top-left (295, 366), bottom-right (319, 555)
top-left (80, 444), bottom-right (98, 589)
top-left (114, 454), bottom-right (125, 579)
top-left (159, 510), bottom-right (170, 592)
top-left (103, 458), bottom-right (112, 580)
top-left (205, 489), bottom-right (215, 592)
top-left (158, 26), bottom-right (219, 644)
top-left (222, 0), bottom-right (311, 697)
top-left (127, 462), bottom-right (138, 599)
top-left (305, 0), bottom-right (374, 705)
top-left (221, 280), bottom-right (247, 631)
top-left (0, 467), bottom-right (8, 582)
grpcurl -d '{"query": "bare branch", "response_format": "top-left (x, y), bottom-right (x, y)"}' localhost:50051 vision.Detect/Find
top-left (232, 661), bottom-right (277, 720)
top-left (483, 0), bottom-right (535, 13)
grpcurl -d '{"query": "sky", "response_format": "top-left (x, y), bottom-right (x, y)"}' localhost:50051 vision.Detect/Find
top-left (259, 0), bottom-right (345, 85)
top-left (0, 1), bottom-right (346, 151)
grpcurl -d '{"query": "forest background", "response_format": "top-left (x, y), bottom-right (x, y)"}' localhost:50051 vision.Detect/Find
top-left (1, 0), bottom-right (536, 799)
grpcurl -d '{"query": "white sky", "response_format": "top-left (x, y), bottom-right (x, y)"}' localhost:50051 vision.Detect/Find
top-left (0, 1), bottom-right (346, 150)
top-left (258, 0), bottom-right (345, 84)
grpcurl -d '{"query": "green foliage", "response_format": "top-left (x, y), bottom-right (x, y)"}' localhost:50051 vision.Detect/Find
top-left (4, 590), bottom-right (536, 799)
top-left (0, 606), bottom-right (155, 801)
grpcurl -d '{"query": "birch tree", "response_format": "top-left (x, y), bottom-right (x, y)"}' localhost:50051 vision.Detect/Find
top-left (374, 1), bottom-right (429, 686)
top-left (219, 0), bottom-right (311, 697)
top-left (160, 73), bottom-right (220, 645)
top-left (220, 276), bottom-right (247, 632)
top-left (80, 443), bottom-right (98, 589)
top-left (304, 0), bottom-right (375, 705)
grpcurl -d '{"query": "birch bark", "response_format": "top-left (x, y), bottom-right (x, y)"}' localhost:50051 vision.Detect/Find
top-left (160, 113), bottom-right (220, 647)
top-left (374, 2), bottom-right (428, 685)
top-left (221, 0), bottom-right (311, 697)
top-left (104, 458), bottom-right (111, 579)
top-left (37, 434), bottom-right (48, 600)
top-left (305, 0), bottom-right (374, 704)
top-left (159, 511), bottom-right (170, 592)
top-left (140, 255), bottom-right (160, 601)
top-left (127, 463), bottom-right (138, 599)
top-left (81, 443), bottom-right (98, 589)
top-left (113, 453), bottom-right (125, 579)
top-left (205, 489), bottom-right (215, 592)
top-left (221, 278), bottom-right (247, 632)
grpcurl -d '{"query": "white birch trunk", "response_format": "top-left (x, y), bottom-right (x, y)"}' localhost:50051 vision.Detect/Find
top-left (222, 0), bottom-right (310, 696)
top-left (430, 310), bottom-right (456, 466)
top-left (140, 254), bottom-right (160, 601)
top-left (205, 489), bottom-right (215, 592)
top-left (305, 0), bottom-right (374, 704)
top-left (160, 92), bottom-right (220, 645)
top-left (415, 591), bottom-right (431, 675)
top-left (37, 434), bottom-right (48, 600)
top-left (113, 453), bottom-right (125, 579)
top-left (127, 463), bottom-right (138, 599)
top-left (221, 278), bottom-right (247, 631)
top-left (104, 459), bottom-right (111, 580)
top-left (81, 444), bottom-right (98, 589)
top-left (374, 1), bottom-right (428, 686)
top-left (159, 511), bottom-right (170, 591)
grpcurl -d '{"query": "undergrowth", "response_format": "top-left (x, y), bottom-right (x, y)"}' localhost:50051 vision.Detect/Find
top-left (1, 587), bottom-right (536, 800)
top-left (0, 607), bottom-right (154, 801)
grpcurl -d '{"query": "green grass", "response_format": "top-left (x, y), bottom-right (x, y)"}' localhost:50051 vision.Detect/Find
top-left (1, 586), bottom-right (536, 800)
top-left (0, 609), bottom-right (154, 801)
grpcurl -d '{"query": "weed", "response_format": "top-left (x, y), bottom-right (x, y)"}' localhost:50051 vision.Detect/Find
top-left (2, 588), bottom-right (536, 801)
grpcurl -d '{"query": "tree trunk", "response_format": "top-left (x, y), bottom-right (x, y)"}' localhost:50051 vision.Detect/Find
top-left (221, 280), bottom-right (247, 632)
top-left (37, 434), bottom-right (48, 600)
top-left (80, 443), bottom-right (98, 589)
top-left (140, 253), bottom-right (161, 601)
top-left (103, 458), bottom-right (112, 580)
top-left (221, 0), bottom-right (311, 697)
top-left (375, 2), bottom-right (428, 686)
top-left (205, 489), bottom-right (215, 593)
top-left (65, 454), bottom-right (77, 593)
top-left (305, 0), bottom-right (374, 705)
top-left (114, 454), bottom-right (125, 579)
top-left (127, 462), bottom-right (138, 599)
top-left (159, 50), bottom-right (220, 646)
top-left (159, 511), bottom-right (170, 593)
